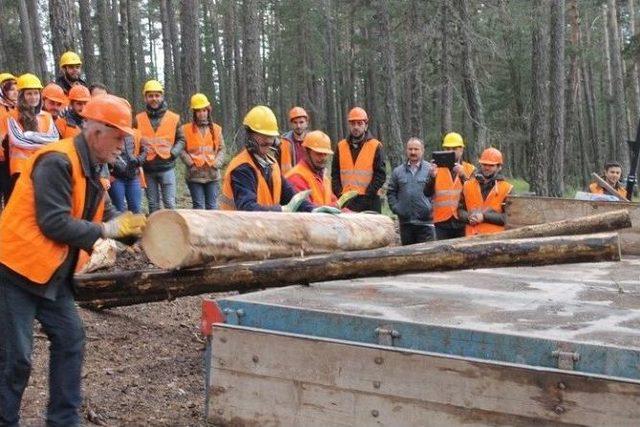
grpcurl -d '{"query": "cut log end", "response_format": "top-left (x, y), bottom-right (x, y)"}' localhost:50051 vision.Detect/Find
top-left (141, 210), bottom-right (191, 269)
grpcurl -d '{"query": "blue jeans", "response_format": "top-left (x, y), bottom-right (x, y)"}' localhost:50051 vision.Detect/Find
top-left (109, 176), bottom-right (142, 213)
top-left (0, 283), bottom-right (85, 427)
top-left (187, 181), bottom-right (219, 209)
top-left (144, 169), bottom-right (176, 213)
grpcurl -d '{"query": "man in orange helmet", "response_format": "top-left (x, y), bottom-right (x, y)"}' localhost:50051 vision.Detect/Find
top-left (331, 107), bottom-right (386, 212)
top-left (458, 147), bottom-right (513, 236)
top-left (0, 95), bottom-right (146, 426)
top-left (278, 106), bottom-right (309, 174)
top-left (285, 130), bottom-right (339, 208)
top-left (41, 82), bottom-right (68, 123)
top-left (57, 85), bottom-right (91, 138)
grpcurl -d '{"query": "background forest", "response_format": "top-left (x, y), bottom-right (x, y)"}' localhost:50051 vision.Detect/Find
top-left (0, 0), bottom-right (638, 196)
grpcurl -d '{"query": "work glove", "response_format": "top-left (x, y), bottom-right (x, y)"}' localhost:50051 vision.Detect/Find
top-left (337, 190), bottom-right (358, 209)
top-left (102, 211), bottom-right (147, 239)
top-left (312, 206), bottom-right (341, 214)
top-left (282, 190), bottom-right (311, 213)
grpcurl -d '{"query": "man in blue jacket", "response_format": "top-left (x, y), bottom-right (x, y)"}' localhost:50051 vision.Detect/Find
top-left (387, 137), bottom-right (435, 245)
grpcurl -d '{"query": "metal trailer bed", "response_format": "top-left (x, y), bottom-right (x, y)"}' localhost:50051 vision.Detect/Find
top-left (201, 258), bottom-right (640, 426)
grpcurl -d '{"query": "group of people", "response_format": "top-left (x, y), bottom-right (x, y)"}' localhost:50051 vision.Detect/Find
top-left (0, 49), bottom-right (517, 426)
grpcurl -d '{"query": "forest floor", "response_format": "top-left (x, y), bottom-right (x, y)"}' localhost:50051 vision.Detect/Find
top-left (19, 293), bottom-right (231, 426)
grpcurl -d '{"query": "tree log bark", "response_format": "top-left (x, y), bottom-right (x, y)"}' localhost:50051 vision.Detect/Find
top-left (76, 233), bottom-right (620, 309)
top-left (141, 210), bottom-right (397, 269)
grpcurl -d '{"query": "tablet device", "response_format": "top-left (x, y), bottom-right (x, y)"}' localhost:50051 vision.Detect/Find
top-left (432, 151), bottom-right (456, 168)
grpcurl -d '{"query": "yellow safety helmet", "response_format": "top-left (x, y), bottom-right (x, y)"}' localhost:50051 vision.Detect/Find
top-left (243, 105), bottom-right (279, 136)
top-left (59, 51), bottom-right (82, 68)
top-left (190, 93), bottom-right (210, 110)
top-left (442, 132), bottom-right (465, 148)
top-left (143, 79), bottom-right (164, 94)
top-left (16, 73), bottom-right (43, 91)
top-left (0, 73), bottom-right (16, 85)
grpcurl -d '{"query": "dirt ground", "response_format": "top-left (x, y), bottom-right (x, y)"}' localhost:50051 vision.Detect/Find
top-left (19, 293), bottom-right (230, 426)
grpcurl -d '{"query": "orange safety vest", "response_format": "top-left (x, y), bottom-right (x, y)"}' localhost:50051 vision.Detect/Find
top-left (280, 137), bottom-right (294, 174)
top-left (337, 138), bottom-right (380, 195)
top-left (135, 110), bottom-right (180, 161)
top-left (462, 179), bottom-right (513, 236)
top-left (182, 122), bottom-right (222, 168)
top-left (589, 182), bottom-right (627, 200)
top-left (6, 110), bottom-right (56, 175)
top-left (432, 162), bottom-right (476, 223)
top-left (219, 149), bottom-right (282, 210)
top-left (285, 161), bottom-right (333, 205)
top-left (58, 117), bottom-right (81, 139)
top-left (0, 138), bottom-right (105, 284)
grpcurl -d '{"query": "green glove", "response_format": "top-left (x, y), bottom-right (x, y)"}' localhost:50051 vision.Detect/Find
top-left (102, 211), bottom-right (147, 239)
top-left (337, 190), bottom-right (359, 208)
top-left (312, 206), bottom-right (341, 214)
top-left (282, 190), bottom-right (311, 212)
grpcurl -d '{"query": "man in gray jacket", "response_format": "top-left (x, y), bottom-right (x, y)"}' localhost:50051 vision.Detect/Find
top-left (387, 137), bottom-right (435, 245)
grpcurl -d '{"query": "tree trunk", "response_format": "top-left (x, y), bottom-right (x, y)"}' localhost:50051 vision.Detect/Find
top-left (323, 0), bottom-right (339, 143)
top-left (97, 0), bottom-right (115, 90)
top-left (0, 1), bottom-right (8, 71)
top-left (529, 1), bottom-right (550, 195)
top-left (440, 0), bottom-right (453, 135)
top-left (456, 0), bottom-right (488, 149)
top-left (78, 0), bottom-right (98, 83)
top-left (222, 0), bottom-right (239, 129)
top-left (608, 0), bottom-right (629, 169)
top-left (27, 0), bottom-right (48, 79)
top-left (17, 0), bottom-right (36, 74)
top-left (180, 0), bottom-right (200, 109)
top-left (127, 0), bottom-right (144, 108)
top-left (76, 233), bottom-right (621, 309)
top-left (548, 0), bottom-right (565, 196)
top-left (141, 210), bottom-right (396, 269)
top-left (243, 0), bottom-right (264, 106)
top-left (167, 1), bottom-right (183, 108)
top-left (630, 0), bottom-right (640, 125)
top-left (48, 0), bottom-right (77, 67)
top-left (374, 0), bottom-right (403, 166)
top-left (159, 0), bottom-right (175, 106)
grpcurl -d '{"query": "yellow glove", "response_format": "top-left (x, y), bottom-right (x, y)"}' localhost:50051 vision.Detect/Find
top-left (102, 212), bottom-right (147, 239)
top-left (337, 190), bottom-right (359, 209)
top-left (282, 190), bottom-right (311, 213)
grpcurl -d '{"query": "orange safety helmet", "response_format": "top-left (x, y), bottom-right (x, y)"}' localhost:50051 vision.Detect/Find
top-left (288, 106), bottom-right (308, 122)
top-left (478, 147), bottom-right (503, 165)
top-left (302, 130), bottom-right (333, 154)
top-left (68, 85), bottom-right (91, 102)
top-left (81, 94), bottom-right (134, 135)
top-left (42, 83), bottom-right (67, 104)
top-left (347, 107), bottom-right (368, 122)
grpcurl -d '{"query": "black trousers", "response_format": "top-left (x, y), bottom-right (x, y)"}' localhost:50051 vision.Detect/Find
top-left (435, 223), bottom-right (465, 240)
top-left (399, 223), bottom-right (435, 245)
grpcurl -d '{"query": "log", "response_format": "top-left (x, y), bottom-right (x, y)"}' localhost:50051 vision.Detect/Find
top-left (141, 210), bottom-right (396, 269)
top-left (470, 209), bottom-right (631, 241)
top-left (76, 232), bottom-right (620, 309)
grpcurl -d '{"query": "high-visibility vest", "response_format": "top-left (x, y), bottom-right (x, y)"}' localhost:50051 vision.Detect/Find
top-left (219, 149), bottom-right (282, 210)
top-left (462, 179), bottom-right (512, 236)
top-left (0, 138), bottom-right (105, 284)
top-left (285, 161), bottom-right (333, 205)
top-left (432, 162), bottom-right (476, 224)
top-left (6, 110), bottom-right (57, 175)
top-left (182, 122), bottom-right (222, 168)
top-left (337, 138), bottom-right (380, 195)
top-left (135, 111), bottom-right (180, 161)
top-left (589, 182), bottom-right (627, 200)
top-left (279, 137), bottom-right (294, 174)
top-left (57, 116), bottom-right (81, 139)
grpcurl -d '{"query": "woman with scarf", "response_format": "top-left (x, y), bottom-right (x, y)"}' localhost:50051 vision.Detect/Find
top-left (0, 74), bottom-right (59, 198)
top-left (0, 73), bottom-right (18, 207)
top-left (180, 93), bottom-right (225, 209)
